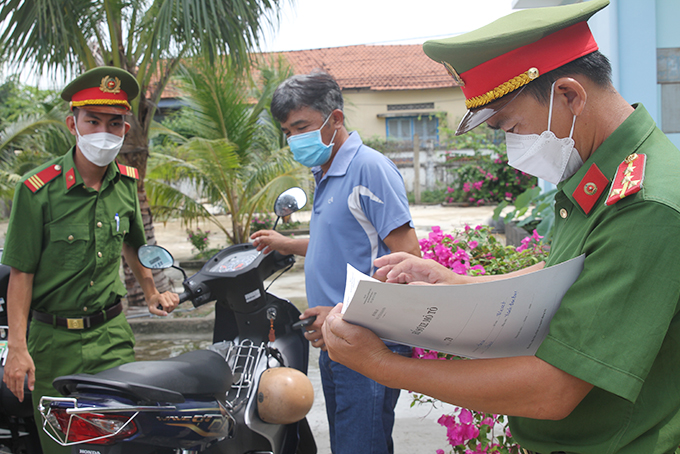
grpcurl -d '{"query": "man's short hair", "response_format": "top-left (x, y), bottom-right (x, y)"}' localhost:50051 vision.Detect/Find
top-left (271, 72), bottom-right (344, 124)
top-left (523, 50), bottom-right (613, 105)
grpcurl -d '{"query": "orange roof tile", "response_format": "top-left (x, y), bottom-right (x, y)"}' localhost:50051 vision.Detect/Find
top-left (260, 44), bottom-right (459, 91)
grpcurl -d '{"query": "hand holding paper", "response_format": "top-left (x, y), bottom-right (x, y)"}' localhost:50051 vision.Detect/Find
top-left (373, 252), bottom-right (466, 284)
top-left (323, 304), bottom-right (393, 374)
top-left (341, 255), bottom-right (585, 359)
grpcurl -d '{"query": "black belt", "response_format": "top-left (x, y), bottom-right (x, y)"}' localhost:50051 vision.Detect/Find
top-left (32, 301), bottom-right (123, 330)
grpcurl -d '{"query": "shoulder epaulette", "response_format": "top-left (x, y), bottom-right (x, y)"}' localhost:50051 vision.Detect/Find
top-left (605, 153), bottom-right (646, 206)
top-left (117, 162), bottom-right (139, 180)
top-left (24, 164), bottom-right (63, 193)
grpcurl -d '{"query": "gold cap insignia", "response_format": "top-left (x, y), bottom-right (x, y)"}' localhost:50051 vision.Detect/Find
top-left (100, 76), bottom-right (121, 94)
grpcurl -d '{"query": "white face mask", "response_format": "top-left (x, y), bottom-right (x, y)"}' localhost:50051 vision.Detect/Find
top-left (74, 121), bottom-right (125, 167)
top-left (505, 81), bottom-right (583, 185)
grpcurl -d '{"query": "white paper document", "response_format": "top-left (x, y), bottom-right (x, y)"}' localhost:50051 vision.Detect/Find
top-left (341, 255), bottom-right (585, 359)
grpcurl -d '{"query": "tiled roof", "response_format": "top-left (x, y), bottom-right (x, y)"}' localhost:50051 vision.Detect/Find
top-left (260, 44), bottom-right (459, 91)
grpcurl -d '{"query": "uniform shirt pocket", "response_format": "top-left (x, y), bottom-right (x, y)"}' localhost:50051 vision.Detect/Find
top-left (49, 224), bottom-right (90, 269)
top-left (106, 216), bottom-right (130, 263)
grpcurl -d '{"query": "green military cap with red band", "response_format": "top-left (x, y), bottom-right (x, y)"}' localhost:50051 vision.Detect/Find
top-left (61, 66), bottom-right (140, 115)
top-left (423, 0), bottom-right (609, 135)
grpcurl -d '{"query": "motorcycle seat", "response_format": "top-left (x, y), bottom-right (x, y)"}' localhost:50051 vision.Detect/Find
top-left (53, 350), bottom-right (233, 403)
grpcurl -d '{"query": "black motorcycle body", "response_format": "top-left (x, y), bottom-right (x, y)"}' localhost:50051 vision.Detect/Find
top-left (41, 243), bottom-right (315, 454)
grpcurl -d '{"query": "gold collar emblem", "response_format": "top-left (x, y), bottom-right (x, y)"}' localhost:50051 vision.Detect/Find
top-left (100, 76), bottom-right (121, 94)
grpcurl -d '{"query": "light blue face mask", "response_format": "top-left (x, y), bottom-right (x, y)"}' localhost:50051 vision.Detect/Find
top-left (287, 113), bottom-right (337, 167)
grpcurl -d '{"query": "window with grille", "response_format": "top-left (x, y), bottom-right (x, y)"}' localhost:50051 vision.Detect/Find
top-left (386, 115), bottom-right (438, 143)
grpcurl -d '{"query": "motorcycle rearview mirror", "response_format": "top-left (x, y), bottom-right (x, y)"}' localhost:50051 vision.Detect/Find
top-left (137, 245), bottom-right (187, 280)
top-left (273, 187), bottom-right (307, 230)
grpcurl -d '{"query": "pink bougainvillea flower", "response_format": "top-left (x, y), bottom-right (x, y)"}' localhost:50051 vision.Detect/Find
top-left (459, 409), bottom-right (473, 424)
top-left (470, 264), bottom-right (486, 275)
top-left (451, 261), bottom-right (468, 275)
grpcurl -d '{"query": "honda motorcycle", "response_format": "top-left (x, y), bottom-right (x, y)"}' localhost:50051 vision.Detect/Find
top-left (39, 187), bottom-right (317, 454)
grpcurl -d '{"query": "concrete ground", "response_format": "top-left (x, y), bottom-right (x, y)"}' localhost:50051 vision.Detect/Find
top-left (145, 204), bottom-right (500, 454)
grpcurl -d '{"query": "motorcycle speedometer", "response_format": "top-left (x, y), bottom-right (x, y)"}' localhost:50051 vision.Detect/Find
top-left (210, 249), bottom-right (260, 273)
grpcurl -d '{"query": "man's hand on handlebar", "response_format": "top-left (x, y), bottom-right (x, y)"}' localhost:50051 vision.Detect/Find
top-left (250, 230), bottom-right (289, 255)
top-left (148, 291), bottom-right (180, 316)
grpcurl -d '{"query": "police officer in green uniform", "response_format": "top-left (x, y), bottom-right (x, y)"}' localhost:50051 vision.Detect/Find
top-left (1, 66), bottom-right (179, 453)
top-left (321, 1), bottom-right (680, 453)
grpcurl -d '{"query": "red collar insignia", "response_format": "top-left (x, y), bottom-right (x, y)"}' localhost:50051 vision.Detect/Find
top-left (572, 163), bottom-right (609, 215)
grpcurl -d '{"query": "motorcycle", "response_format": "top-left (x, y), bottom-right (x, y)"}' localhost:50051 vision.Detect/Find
top-left (38, 187), bottom-right (317, 454)
top-left (0, 253), bottom-right (44, 454)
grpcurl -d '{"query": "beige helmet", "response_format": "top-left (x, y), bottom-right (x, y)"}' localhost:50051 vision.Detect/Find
top-left (257, 367), bottom-right (314, 424)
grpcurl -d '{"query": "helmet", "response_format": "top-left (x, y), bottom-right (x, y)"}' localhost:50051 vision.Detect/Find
top-left (257, 367), bottom-right (314, 424)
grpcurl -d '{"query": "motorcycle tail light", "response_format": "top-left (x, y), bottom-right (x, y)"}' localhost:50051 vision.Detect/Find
top-left (51, 408), bottom-right (138, 445)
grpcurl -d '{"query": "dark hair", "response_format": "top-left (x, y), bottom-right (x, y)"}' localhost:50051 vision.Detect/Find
top-left (271, 72), bottom-right (344, 123)
top-left (523, 50), bottom-right (613, 104)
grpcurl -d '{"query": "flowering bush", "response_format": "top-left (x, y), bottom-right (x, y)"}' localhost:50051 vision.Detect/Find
top-left (419, 225), bottom-right (548, 277)
top-left (439, 123), bottom-right (536, 206)
top-left (250, 214), bottom-right (274, 233)
top-left (416, 224), bottom-right (549, 454)
top-left (186, 227), bottom-right (211, 253)
top-left (445, 148), bottom-right (536, 206)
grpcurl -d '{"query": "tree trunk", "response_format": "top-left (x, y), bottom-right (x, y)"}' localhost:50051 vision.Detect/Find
top-left (118, 108), bottom-right (172, 306)
top-left (121, 186), bottom-right (172, 306)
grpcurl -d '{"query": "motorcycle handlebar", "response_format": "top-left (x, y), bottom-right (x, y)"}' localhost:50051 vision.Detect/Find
top-left (178, 291), bottom-right (190, 304)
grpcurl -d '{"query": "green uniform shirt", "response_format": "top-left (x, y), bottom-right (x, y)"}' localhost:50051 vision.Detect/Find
top-left (1, 148), bottom-right (146, 316)
top-left (510, 105), bottom-right (680, 453)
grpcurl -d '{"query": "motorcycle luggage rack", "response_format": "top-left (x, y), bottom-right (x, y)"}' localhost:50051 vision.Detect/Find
top-left (38, 396), bottom-right (175, 446)
top-left (226, 339), bottom-right (266, 401)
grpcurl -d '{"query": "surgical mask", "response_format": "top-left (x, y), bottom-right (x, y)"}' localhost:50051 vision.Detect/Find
top-left (287, 113), bottom-right (337, 167)
top-left (74, 121), bottom-right (125, 167)
top-left (505, 81), bottom-right (583, 184)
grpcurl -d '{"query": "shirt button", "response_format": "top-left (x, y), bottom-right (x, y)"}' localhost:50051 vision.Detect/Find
top-left (68, 234), bottom-right (74, 241)
top-left (560, 208), bottom-right (568, 219)
top-left (97, 221), bottom-right (103, 228)
top-left (97, 252), bottom-right (102, 258)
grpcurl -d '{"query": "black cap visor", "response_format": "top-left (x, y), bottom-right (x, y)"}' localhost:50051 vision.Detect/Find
top-left (455, 85), bottom-right (526, 136)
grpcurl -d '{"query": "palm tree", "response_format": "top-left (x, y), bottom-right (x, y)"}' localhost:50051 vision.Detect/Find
top-left (0, 0), bottom-right (287, 303)
top-left (147, 56), bottom-right (305, 246)
top-left (0, 80), bottom-right (74, 214)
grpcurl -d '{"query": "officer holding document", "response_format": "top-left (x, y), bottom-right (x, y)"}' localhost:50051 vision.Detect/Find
top-left (322, 1), bottom-right (680, 453)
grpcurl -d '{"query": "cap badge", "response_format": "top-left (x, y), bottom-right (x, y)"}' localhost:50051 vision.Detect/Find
top-left (441, 61), bottom-right (465, 87)
top-left (100, 76), bottom-right (121, 94)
